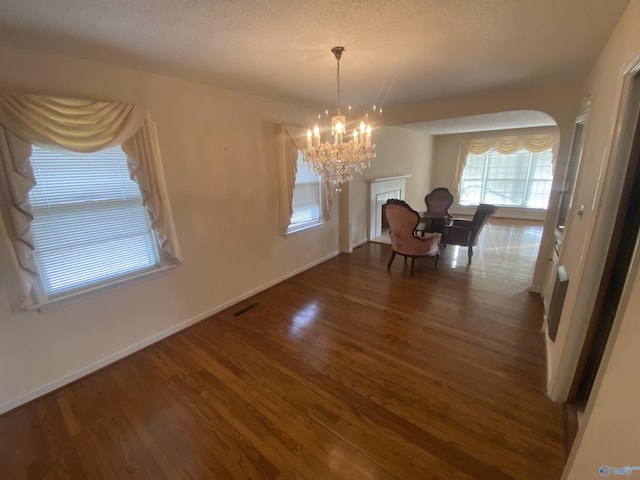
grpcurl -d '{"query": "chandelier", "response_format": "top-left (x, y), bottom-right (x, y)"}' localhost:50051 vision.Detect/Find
top-left (305, 46), bottom-right (377, 190)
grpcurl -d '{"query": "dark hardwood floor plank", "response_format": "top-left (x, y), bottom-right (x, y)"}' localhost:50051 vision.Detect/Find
top-left (0, 220), bottom-right (565, 479)
top-left (207, 314), bottom-right (523, 480)
top-left (31, 395), bottom-right (84, 480)
top-left (177, 331), bottom-right (469, 480)
top-left (164, 337), bottom-right (388, 480)
top-left (131, 350), bottom-right (266, 480)
top-left (213, 287), bottom-right (559, 446)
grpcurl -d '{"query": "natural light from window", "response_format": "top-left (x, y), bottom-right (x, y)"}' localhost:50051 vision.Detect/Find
top-left (288, 150), bottom-right (323, 233)
top-left (28, 145), bottom-right (160, 297)
top-left (459, 148), bottom-right (553, 209)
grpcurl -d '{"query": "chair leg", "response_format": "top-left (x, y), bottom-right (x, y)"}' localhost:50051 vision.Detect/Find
top-left (410, 257), bottom-right (415, 276)
top-left (387, 251), bottom-right (396, 270)
top-left (468, 245), bottom-right (473, 264)
top-left (435, 253), bottom-right (439, 270)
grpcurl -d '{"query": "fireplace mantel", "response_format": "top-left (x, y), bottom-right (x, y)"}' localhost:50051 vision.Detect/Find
top-left (367, 175), bottom-right (412, 184)
top-left (368, 175), bottom-right (412, 240)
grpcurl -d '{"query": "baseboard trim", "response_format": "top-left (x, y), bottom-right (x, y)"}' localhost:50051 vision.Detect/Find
top-left (352, 237), bottom-right (368, 249)
top-left (544, 328), bottom-right (554, 397)
top-left (0, 250), bottom-right (340, 415)
top-left (450, 206), bottom-right (546, 221)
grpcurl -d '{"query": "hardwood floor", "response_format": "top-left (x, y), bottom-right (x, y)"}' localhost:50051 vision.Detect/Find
top-left (0, 220), bottom-right (565, 479)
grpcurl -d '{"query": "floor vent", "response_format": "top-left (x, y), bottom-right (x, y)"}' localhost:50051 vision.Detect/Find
top-left (232, 302), bottom-right (260, 317)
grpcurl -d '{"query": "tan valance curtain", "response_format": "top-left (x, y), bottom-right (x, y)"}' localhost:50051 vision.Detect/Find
top-left (0, 93), bottom-right (148, 152)
top-left (0, 91), bottom-right (181, 309)
top-left (454, 132), bottom-right (560, 197)
top-left (276, 124), bottom-right (332, 235)
top-left (465, 133), bottom-right (559, 155)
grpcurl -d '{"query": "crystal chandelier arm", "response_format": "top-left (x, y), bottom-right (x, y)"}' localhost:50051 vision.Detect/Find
top-left (305, 46), bottom-right (376, 190)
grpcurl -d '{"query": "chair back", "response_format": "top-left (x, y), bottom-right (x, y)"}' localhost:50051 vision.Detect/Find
top-left (384, 199), bottom-right (420, 253)
top-left (424, 188), bottom-right (454, 217)
top-left (469, 204), bottom-right (497, 245)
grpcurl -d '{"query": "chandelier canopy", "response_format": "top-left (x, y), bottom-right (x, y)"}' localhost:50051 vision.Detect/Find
top-left (305, 47), bottom-right (377, 190)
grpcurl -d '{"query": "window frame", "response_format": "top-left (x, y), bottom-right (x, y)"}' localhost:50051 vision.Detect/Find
top-left (0, 92), bottom-right (181, 313)
top-left (459, 147), bottom-right (554, 209)
top-left (27, 145), bottom-right (171, 304)
top-left (286, 149), bottom-right (325, 235)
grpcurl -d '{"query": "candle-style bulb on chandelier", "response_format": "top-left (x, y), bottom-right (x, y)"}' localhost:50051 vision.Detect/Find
top-left (305, 46), bottom-right (377, 190)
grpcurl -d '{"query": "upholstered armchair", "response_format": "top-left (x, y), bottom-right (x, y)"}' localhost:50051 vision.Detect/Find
top-left (422, 187), bottom-right (454, 233)
top-left (443, 204), bottom-right (497, 264)
top-left (384, 199), bottom-right (441, 276)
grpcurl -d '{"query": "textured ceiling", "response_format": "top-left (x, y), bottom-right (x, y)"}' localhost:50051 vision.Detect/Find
top-left (402, 110), bottom-right (557, 134)
top-left (0, 0), bottom-right (630, 114)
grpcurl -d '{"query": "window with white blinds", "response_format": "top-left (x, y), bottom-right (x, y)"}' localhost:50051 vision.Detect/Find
top-left (459, 148), bottom-right (554, 209)
top-left (28, 145), bottom-right (160, 298)
top-left (287, 149), bottom-right (323, 234)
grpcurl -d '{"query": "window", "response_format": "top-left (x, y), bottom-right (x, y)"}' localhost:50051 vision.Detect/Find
top-left (28, 145), bottom-right (161, 298)
top-left (0, 92), bottom-right (180, 311)
top-left (287, 149), bottom-right (323, 233)
top-left (459, 148), bottom-right (553, 208)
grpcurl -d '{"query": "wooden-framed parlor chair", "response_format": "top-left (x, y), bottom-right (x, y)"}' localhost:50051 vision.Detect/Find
top-left (442, 204), bottom-right (497, 264)
top-left (384, 199), bottom-right (441, 276)
top-left (422, 187), bottom-right (455, 233)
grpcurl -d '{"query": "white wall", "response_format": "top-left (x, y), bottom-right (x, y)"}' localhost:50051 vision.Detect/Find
top-left (349, 126), bottom-right (433, 245)
top-left (546, 0), bottom-right (640, 404)
top-left (563, 252), bottom-right (640, 479)
top-left (368, 126), bottom-right (433, 209)
top-left (431, 125), bottom-right (559, 220)
top-left (0, 46), bottom-right (340, 412)
top-left (558, 0), bottom-right (640, 475)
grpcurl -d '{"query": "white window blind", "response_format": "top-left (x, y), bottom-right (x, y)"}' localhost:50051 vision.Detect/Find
top-left (460, 148), bottom-right (553, 208)
top-left (28, 145), bottom-right (160, 297)
top-left (288, 150), bottom-right (323, 233)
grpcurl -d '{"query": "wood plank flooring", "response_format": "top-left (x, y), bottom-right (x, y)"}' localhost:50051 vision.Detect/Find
top-left (0, 220), bottom-right (566, 479)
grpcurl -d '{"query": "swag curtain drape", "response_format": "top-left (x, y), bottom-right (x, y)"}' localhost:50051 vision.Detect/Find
top-left (465, 134), bottom-right (559, 155)
top-left (276, 124), bottom-right (332, 235)
top-left (0, 92), bottom-right (181, 308)
top-left (0, 127), bottom-right (39, 308)
top-left (278, 124), bottom-right (300, 234)
top-left (454, 132), bottom-right (560, 197)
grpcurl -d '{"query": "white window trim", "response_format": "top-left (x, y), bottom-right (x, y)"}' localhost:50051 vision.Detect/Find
top-left (0, 92), bottom-right (181, 311)
top-left (286, 218), bottom-right (327, 236)
top-left (276, 124), bottom-right (333, 236)
top-left (28, 264), bottom-right (177, 313)
top-left (286, 149), bottom-right (326, 234)
top-left (28, 145), bottom-right (170, 301)
top-left (458, 147), bottom-right (554, 210)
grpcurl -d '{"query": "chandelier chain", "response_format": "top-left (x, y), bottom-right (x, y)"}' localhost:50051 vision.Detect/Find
top-left (336, 55), bottom-right (341, 115)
